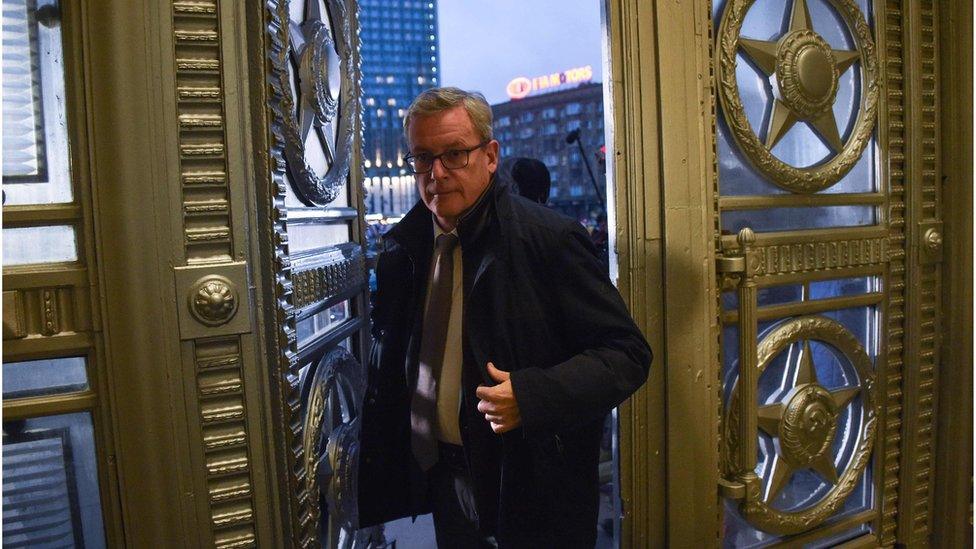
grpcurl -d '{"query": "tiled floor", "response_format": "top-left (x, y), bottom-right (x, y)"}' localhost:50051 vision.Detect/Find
top-left (383, 514), bottom-right (436, 548)
top-left (380, 509), bottom-right (616, 548)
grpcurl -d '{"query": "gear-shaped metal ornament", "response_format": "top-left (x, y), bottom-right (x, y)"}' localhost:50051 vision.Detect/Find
top-left (723, 315), bottom-right (878, 535)
top-left (269, 0), bottom-right (356, 205)
top-left (716, 0), bottom-right (879, 193)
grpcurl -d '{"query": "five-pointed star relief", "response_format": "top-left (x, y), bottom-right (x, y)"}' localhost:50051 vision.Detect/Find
top-left (756, 340), bottom-right (860, 503)
top-left (738, 0), bottom-right (860, 153)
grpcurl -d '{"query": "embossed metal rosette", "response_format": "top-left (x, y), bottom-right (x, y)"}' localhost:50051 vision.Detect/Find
top-left (776, 31), bottom-right (840, 120)
top-left (717, 0), bottom-right (879, 193)
top-left (268, 0), bottom-right (356, 205)
top-left (188, 275), bottom-right (239, 326)
top-left (724, 316), bottom-right (878, 535)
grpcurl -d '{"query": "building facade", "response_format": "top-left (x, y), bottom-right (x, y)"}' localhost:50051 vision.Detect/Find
top-left (359, 0), bottom-right (440, 217)
top-left (491, 82), bottom-right (606, 221)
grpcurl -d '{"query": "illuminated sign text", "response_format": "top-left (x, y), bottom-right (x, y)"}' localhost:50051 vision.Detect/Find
top-left (506, 65), bottom-right (594, 99)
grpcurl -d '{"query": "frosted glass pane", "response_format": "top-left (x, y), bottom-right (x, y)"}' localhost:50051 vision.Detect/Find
top-left (2, 412), bottom-right (106, 548)
top-left (2, 0), bottom-right (73, 205)
top-left (3, 357), bottom-right (88, 398)
top-left (722, 205), bottom-right (875, 233)
top-left (297, 300), bottom-right (350, 347)
top-left (722, 284), bottom-right (803, 311)
top-left (3, 225), bottom-right (77, 265)
top-left (809, 276), bottom-right (880, 300)
top-left (289, 222), bottom-right (351, 252)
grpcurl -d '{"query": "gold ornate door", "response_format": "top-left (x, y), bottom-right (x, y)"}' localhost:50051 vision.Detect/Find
top-left (250, 0), bottom-right (370, 546)
top-left (1, 0), bottom-right (370, 545)
top-left (606, 0), bottom-right (968, 545)
top-left (712, 0), bottom-right (946, 545)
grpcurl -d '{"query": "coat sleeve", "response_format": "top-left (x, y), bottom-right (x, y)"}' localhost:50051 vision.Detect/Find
top-left (509, 222), bottom-right (652, 437)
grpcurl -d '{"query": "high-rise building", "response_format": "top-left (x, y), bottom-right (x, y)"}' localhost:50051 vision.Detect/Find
top-left (491, 81), bottom-right (607, 221)
top-left (359, 0), bottom-right (440, 217)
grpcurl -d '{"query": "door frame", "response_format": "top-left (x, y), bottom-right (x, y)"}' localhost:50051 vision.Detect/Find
top-left (932, 0), bottom-right (973, 546)
top-left (605, 0), bottom-right (721, 546)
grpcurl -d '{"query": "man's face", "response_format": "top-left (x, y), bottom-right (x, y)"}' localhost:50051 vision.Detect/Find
top-left (407, 106), bottom-right (499, 230)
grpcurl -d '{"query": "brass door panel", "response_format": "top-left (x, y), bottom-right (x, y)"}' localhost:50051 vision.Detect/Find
top-left (252, 0), bottom-right (369, 545)
top-left (710, 0), bottom-right (947, 545)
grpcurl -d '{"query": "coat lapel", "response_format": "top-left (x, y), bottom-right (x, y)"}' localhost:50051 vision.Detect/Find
top-left (384, 200), bottom-right (434, 386)
top-left (459, 181), bottom-right (515, 385)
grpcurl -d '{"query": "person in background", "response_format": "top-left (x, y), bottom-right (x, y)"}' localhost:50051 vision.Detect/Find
top-left (507, 157), bottom-right (552, 205)
top-left (357, 87), bottom-right (651, 548)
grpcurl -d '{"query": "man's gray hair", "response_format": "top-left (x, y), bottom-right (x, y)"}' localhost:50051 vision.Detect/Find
top-left (403, 87), bottom-right (493, 146)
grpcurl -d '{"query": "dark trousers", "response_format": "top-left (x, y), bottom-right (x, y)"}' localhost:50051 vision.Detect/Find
top-left (428, 442), bottom-right (497, 549)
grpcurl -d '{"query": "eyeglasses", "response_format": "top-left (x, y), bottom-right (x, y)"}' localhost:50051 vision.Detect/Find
top-left (403, 140), bottom-right (490, 174)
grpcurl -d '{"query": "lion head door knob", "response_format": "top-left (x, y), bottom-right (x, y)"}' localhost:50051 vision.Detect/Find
top-left (188, 275), bottom-right (239, 327)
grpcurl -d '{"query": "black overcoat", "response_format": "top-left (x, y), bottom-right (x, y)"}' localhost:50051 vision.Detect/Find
top-left (358, 181), bottom-right (652, 547)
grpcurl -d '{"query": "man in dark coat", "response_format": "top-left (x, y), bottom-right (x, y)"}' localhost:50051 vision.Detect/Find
top-left (358, 87), bottom-right (651, 548)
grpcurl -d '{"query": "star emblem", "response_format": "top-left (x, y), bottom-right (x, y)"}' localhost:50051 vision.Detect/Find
top-left (738, 0), bottom-right (860, 153)
top-left (289, 0), bottom-right (342, 164)
top-left (756, 340), bottom-right (860, 503)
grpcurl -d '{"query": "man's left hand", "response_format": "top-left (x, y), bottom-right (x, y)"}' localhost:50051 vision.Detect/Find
top-left (476, 362), bottom-right (522, 434)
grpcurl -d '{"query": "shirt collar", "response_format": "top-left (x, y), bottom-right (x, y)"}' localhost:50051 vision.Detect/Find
top-left (432, 218), bottom-right (459, 242)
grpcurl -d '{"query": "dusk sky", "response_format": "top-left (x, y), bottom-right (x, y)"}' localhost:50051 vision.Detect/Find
top-left (437, 1), bottom-right (606, 105)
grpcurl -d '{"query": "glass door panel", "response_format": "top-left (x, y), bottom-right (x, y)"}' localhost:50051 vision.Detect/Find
top-left (2, 0), bottom-right (113, 544)
top-left (2, 0), bottom-right (73, 206)
top-left (260, 0), bottom-right (369, 544)
top-left (713, 0), bottom-right (885, 545)
top-left (2, 412), bottom-right (106, 547)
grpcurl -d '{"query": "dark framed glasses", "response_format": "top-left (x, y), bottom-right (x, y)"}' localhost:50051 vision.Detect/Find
top-left (403, 140), bottom-right (490, 174)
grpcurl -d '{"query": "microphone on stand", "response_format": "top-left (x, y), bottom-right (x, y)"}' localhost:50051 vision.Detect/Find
top-left (565, 128), bottom-right (604, 207)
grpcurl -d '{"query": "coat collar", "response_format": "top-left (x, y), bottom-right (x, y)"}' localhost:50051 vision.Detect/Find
top-left (386, 197), bottom-right (435, 263)
top-left (385, 176), bottom-right (511, 261)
